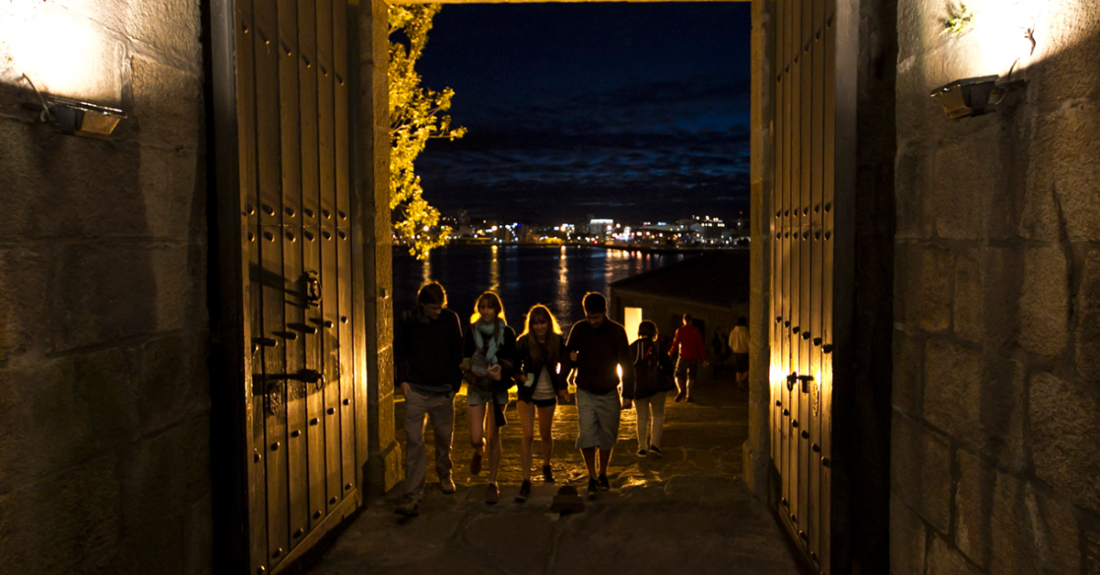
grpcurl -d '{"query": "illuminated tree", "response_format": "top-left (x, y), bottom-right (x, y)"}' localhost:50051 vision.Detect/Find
top-left (389, 4), bottom-right (466, 259)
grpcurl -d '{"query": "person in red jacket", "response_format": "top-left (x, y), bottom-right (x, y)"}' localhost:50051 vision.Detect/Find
top-left (668, 313), bottom-right (705, 403)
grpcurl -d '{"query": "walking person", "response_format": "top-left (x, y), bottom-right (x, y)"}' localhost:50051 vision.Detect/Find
top-left (728, 316), bottom-right (750, 390)
top-left (394, 282), bottom-right (464, 517)
top-left (460, 291), bottom-right (518, 505)
top-left (513, 304), bottom-right (571, 502)
top-left (622, 320), bottom-right (675, 458)
top-left (562, 292), bottom-right (635, 499)
top-left (668, 313), bottom-right (705, 403)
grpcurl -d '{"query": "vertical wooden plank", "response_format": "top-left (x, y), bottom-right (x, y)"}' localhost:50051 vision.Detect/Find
top-left (276, 0), bottom-right (308, 549)
top-left (316, 0), bottom-right (343, 513)
top-left (822, 0), bottom-right (838, 571)
top-left (771, 0), bottom-right (785, 483)
top-left (798, 0), bottom-right (813, 554)
top-left (809, 0), bottom-right (826, 565)
top-left (254, 0), bottom-right (290, 565)
top-left (333, 0), bottom-right (358, 502)
top-left (787, 0), bottom-right (803, 538)
top-left (236, 0), bottom-right (268, 570)
top-left (780, 0), bottom-right (793, 527)
top-left (298, 0), bottom-right (327, 532)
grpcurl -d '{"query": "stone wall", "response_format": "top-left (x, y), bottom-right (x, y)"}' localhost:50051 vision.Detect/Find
top-left (892, 1), bottom-right (1100, 573)
top-left (0, 2), bottom-right (211, 574)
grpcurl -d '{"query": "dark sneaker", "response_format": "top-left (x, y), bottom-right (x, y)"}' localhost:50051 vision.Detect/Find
top-left (486, 482), bottom-right (500, 505)
top-left (636, 448), bottom-right (647, 457)
top-left (598, 474), bottom-right (610, 491)
top-left (395, 497), bottom-right (419, 517)
top-left (586, 478), bottom-right (599, 499)
top-left (674, 392), bottom-right (686, 402)
top-left (649, 445), bottom-right (663, 458)
top-left (515, 480), bottom-right (531, 503)
top-left (685, 396), bottom-right (695, 404)
top-left (440, 474), bottom-right (456, 494)
top-left (471, 451), bottom-right (483, 476)
top-left (542, 465), bottom-right (555, 483)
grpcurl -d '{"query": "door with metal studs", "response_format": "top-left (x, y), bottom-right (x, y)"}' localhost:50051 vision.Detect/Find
top-left (770, 0), bottom-right (841, 572)
top-left (235, 0), bottom-right (361, 572)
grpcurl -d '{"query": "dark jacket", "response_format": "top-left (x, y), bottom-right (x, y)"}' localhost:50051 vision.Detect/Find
top-left (462, 322), bottom-right (519, 394)
top-left (515, 334), bottom-right (568, 403)
top-left (623, 339), bottom-right (675, 400)
top-left (562, 318), bottom-right (636, 396)
top-left (394, 306), bottom-right (464, 394)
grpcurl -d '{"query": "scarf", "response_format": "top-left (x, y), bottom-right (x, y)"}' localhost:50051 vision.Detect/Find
top-left (473, 319), bottom-right (505, 364)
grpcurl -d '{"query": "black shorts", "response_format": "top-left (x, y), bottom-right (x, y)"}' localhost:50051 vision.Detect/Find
top-left (734, 353), bottom-right (749, 373)
top-left (521, 396), bottom-right (557, 408)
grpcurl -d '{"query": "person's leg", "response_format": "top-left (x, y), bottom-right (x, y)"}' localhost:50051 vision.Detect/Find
top-left (428, 393), bottom-right (455, 487)
top-left (674, 358), bottom-right (687, 401)
top-left (537, 403), bottom-right (556, 468)
top-left (685, 360), bottom-right (698, 401)
top-left (403, 390), bottom-right (429, 501)
top-left (517, 399), bottom-right (535, 482)
top-left (467, 402), bottom-right (486, 475)
top-left (581, 447), bottom-right (597, 477)
top-left (596, 392), bottom-right (620, 483)
top-left (575, 389), bottom-right (600, 487)
top-left (634, 396), bottom-right (650, 454)
top-left (650, 392), bottom-right (667, 449)
top-left (486, 400), bottom-right (502, 485)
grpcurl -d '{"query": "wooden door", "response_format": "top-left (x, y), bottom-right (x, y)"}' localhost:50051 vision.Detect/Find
top-left (211, 0), bottom-right (364, 572)
top-left (769, 0), bottom-right (845, 572)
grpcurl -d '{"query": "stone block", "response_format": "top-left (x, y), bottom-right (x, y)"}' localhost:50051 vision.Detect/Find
top-left (893, 330), bottom-right (923, 417)
top-left (891, 414), bottom-right (952, 534)
top-left (136, 333), bottom-right (210, 435)
top-left (953, 248), bottom-right (982, 343)
top-left (922, 338), bottom-right (981, 438)
top-left (889, 493), bottom-right (927, 575)
top-left (0, 348), bottom-right (139, 493)
top-left (120, 415), bottom-right (211, 530)
top-left (140, 144), bottom-right (205, 241)
top-left (1029, 102), bottom-right (1100, 242)
top-left (0, 120), bottom-right (150, 240)
top-left (1028, 2), bottom-right (1100, 103)
top-left (131, 56), bottom-right (202, 148)
top-left (152, 245), bottom-right (206, 333)
top-left (1076, 250), bottom-right (1100, 386)
top-left (1020, 246), bottom-right (1068, 357)
top-left (956, 448), bottom-right (1080, 574)
top-left (464, 513), bottom-right (552, 575)
top-left (1030, 372), bottom-right (1100, 512)
top-left (48, 243), bottom-right (159, 352)
top-left (895, 57), bottom-right (938, 149)
top-left (126, 0), bottom-right (203, 67)
top-left (183, 493), bottom-right (213, 575)
top-left (895, 243), bottom-right (952, 332)
top-left (0, 248), bottom-right (47, 363)
top-left (929, 136), bottom-right (997, 241)
top-left (107, 514), bottom-right (184, 575)
top-left (926, 535), bottom-right (981, 575)
top-left (894, 145), bottom-right (932, 240)
top-left (0, 453), bottom-right (121, 575)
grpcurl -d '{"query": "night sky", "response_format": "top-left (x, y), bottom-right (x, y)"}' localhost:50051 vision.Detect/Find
top-left (413, 2), bottom-right (752, 224)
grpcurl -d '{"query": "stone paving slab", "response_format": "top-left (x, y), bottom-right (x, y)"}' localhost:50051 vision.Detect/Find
top-left (304, 377), bottom-right (800, 575)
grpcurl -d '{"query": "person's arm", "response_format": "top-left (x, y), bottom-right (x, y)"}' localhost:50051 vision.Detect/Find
top-left (495, 327), bottom-right (519, 383)
top-left (561, 323), bottom-right (579, 375)
top-left (449, 313), bottom-right (464, 391)
top-left (621, 341), bottom-right (639, 401)
top-left (617, 328), bottom-right (636, 405)
top-left (668, 327), bottom-right (681, 356)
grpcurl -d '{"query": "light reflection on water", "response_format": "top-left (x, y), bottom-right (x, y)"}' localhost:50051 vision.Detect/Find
top-left (392, 245), bottom-right (692, 328)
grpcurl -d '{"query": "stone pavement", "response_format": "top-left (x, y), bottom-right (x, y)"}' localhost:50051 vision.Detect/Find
top-left (304, 373), bottom-right (801, 575)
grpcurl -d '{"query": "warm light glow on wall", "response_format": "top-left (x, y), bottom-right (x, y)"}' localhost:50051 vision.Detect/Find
top-left (937, 0), bottom-right (1072, 81)
top-left (1, 2), bottom-right (123, 105)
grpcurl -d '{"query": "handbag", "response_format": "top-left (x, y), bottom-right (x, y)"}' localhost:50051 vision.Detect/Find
top-left (464, 349), bottom-right (493, 390)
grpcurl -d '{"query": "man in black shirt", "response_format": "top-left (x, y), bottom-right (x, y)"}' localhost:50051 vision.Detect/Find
top-left (562, 292), bottom-right (635, 499)
top-left (393, 282), bottom-right (463, 517)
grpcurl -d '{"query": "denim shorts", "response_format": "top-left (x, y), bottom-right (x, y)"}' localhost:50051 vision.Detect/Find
top-left (467, 385), bottom-right (507, 407)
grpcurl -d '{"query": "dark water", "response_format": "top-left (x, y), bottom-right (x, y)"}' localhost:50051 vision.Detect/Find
top-left (392, 245), bottom-right (693, 329)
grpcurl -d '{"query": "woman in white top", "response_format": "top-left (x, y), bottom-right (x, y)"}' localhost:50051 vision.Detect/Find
top-left (513, 304), bottom-right (570, 502)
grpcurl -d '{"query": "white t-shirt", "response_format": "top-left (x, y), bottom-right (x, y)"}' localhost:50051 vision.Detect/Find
top-left (532, 366), bottom-right (556, 401)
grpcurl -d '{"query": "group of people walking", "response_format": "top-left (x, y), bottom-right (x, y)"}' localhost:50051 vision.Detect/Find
top-left (393, 281), bottom-right (692, 517)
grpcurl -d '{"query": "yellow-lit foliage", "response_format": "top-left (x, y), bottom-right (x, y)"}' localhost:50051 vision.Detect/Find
top-left (389, 4), bottom-right (466, 259)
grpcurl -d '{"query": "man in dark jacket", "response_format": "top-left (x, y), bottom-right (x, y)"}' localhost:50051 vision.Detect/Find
top-left (562, 292), bottom-right (635, 499)
top-left (394, 282), bottom-right (463, 517)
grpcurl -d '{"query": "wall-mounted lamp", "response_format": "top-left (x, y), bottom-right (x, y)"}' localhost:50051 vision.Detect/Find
top-left (930, 75), bottom-right (1000, 119)
top-left (49, 97), bottom-right (125, 137)
top-left (19, 74), bottom-right (125, 137)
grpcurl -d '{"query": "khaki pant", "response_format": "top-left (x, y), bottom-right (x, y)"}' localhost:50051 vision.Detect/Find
top-left (404, 388), bottom-right (455, 500)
